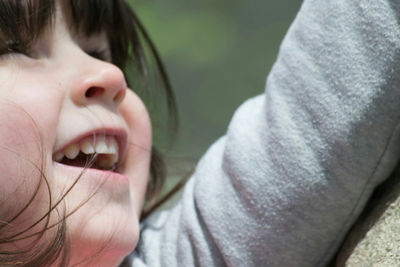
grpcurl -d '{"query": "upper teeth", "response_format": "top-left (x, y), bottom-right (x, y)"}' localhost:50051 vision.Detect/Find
top-left (53, 135), bottom-right (119, 168)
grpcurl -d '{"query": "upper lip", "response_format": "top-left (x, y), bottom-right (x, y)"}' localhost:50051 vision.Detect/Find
top-left (53, 127), bottom-right (128, 165)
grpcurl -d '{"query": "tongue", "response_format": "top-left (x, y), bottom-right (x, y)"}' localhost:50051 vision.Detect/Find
top-left (61, 153), bottom-right (96, 168)
top-left (61, 153), bottom-right (115, 170)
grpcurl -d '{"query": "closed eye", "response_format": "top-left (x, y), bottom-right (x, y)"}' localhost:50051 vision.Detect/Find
top-left (0, 40), bottom-right (32, 57)
top-left (88, 49), bottom-right (111, 62)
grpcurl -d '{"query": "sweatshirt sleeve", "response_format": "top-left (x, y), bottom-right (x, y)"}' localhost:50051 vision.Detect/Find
top-left (131, 0), bottom-right (400, 266)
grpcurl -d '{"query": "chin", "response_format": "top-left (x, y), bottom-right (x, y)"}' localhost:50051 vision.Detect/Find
top-left (50, 163), bottom-right (141, 266)
top-left (66, 202), bottom-right (140, 266)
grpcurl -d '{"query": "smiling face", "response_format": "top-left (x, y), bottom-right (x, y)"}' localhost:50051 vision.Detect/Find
top-left (0, 1), bottom-right (151, 266)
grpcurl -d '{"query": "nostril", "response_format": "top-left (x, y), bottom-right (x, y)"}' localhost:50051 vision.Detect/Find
top-left (85, 87), bottom-right (104, 98)
top-left (113, 89), bottom-right (126, 104)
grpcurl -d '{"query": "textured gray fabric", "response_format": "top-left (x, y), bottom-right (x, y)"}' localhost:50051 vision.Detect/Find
top-left (130, 0), bottom-right (400, 266)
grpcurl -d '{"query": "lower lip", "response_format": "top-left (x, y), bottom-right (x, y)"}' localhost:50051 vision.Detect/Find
top-left (53, 162), bottom-right (130, 186)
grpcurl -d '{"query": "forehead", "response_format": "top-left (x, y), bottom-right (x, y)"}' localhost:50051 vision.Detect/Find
top-left (0, 0), bottom-right (119, 39)
top-left (57, 1), bottom-right (108, 42)
top-left (60, 0), bottom-right (117, 36)
top-left (0, 0), bottom-right (135, 68)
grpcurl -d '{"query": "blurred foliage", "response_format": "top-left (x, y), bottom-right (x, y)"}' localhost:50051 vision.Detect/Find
top-left (126, 0), bottom-right (303, 164)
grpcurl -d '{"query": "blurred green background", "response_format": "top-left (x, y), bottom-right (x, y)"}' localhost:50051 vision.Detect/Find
top-left (127, 0), bottom-right (303, 170)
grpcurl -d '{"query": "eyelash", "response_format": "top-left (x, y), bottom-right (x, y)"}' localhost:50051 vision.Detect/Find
top-left (1, 40), bottom-right (30, 56)
top-left (88, 49), bottom-right (110, 61)
top-left (1, 40), bottom-right (111, 63)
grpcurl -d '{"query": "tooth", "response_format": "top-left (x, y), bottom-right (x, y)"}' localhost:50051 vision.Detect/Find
top-left (64, 144), bottom-right (79, 159)
top-left (54, 151), bottom-right (64, 162)
top-left (108, 138), bottom-right (118, 155)
top-left (81, 139), bottom-right (95, 154)
top-left (95, 139), bottom-right (108, 154)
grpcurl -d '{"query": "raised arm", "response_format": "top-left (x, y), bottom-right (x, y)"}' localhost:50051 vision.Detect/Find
top-left (132, 1), bottom-right (400, 266)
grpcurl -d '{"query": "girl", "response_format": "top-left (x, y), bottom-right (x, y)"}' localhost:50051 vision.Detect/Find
top-left (1, 0), bottom-right (400, 266)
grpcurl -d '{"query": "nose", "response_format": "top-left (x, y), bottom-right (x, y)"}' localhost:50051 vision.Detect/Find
top-left (70, 59), bottom-right (127, 108)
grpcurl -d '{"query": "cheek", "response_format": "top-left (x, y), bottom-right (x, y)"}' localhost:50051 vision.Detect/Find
top-left (119, 90), bottom-right (152, 213)
top-left (0, 105), bottom-right (43, 194)
top-left (0, 78), bottom-right (62, 213)
top-left (0, 105), bottom-right (52, 239)
top-left (0, 71), bottom-right (63, 250)
top-left (0, 72), bottom-right (63, 154)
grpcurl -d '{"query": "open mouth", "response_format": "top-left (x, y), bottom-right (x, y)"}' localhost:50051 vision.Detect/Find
top-left (53, 135), bottom-right (119, 171)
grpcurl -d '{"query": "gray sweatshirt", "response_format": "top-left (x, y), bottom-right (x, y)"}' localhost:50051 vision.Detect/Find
top-left (130, 0), bottom-right (400, 266)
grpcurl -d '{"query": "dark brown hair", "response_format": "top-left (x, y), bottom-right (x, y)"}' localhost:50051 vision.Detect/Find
top-left (0, 0), bottom-right (177, 266)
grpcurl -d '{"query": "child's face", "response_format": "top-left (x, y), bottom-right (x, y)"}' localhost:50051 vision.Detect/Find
top-left (0, 4), bottom-right (151, 265)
